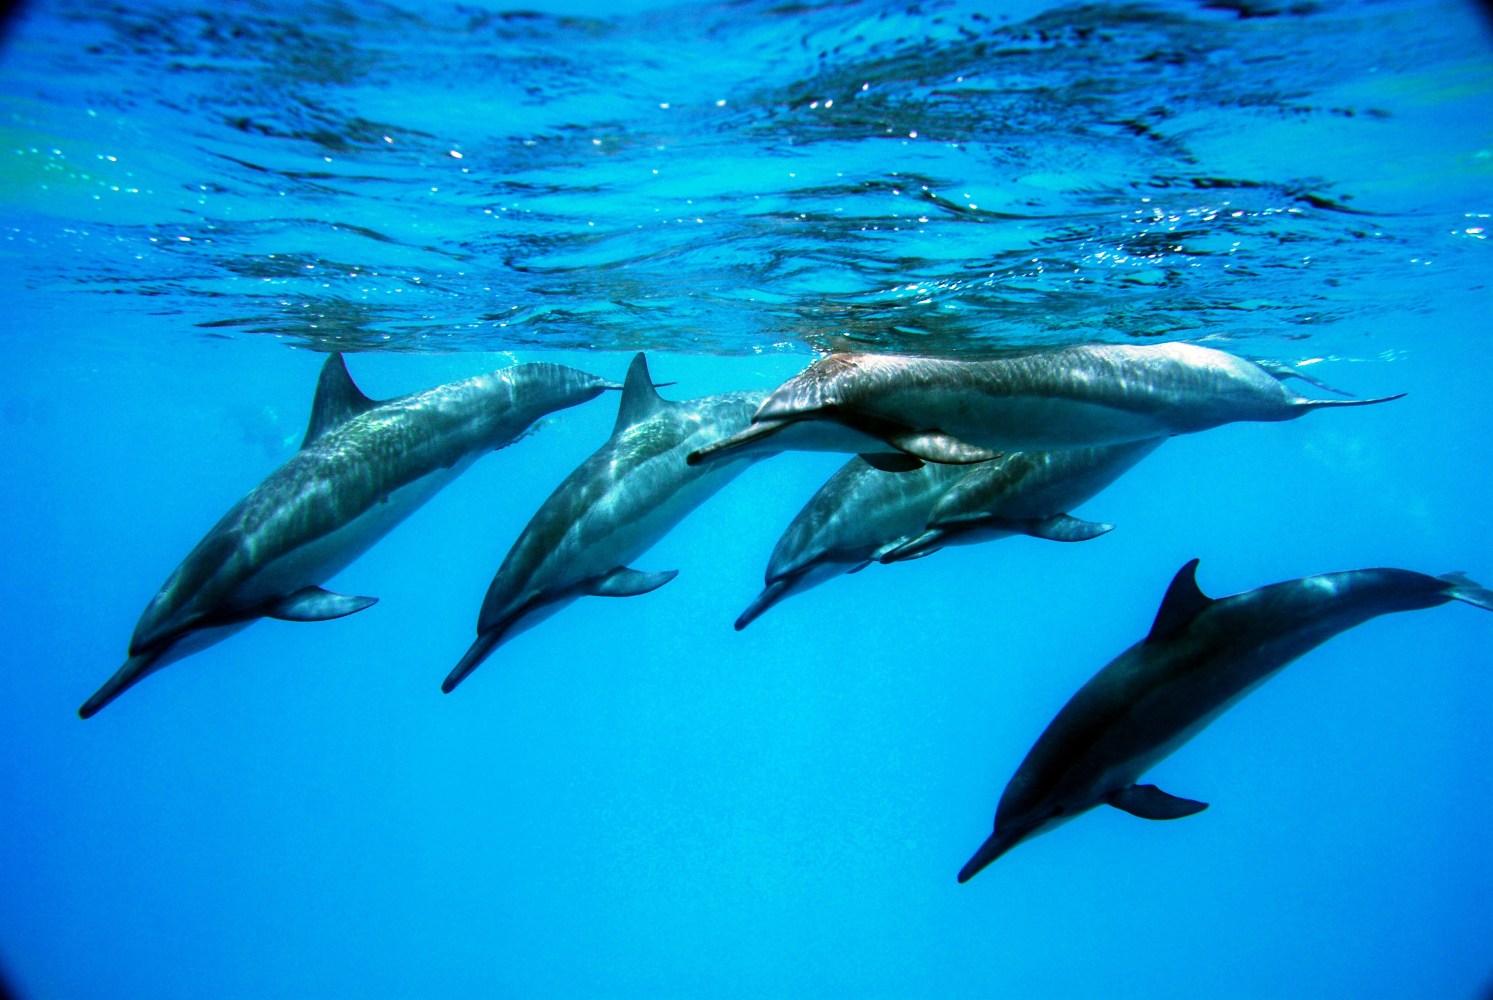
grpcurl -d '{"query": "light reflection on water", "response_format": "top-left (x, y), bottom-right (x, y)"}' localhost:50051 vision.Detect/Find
top-left (0, 0), bottom-right (1489, 355)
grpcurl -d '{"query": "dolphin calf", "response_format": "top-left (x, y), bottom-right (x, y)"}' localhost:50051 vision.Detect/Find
top-left (737, 439), bottom-right (1159, 628)
top-left (957, 560), bottom-right (1493, 883)
top-left (734, 457), bottom-right (970, 630)
top-left (880, 438), bottom-right (1163, 562)
top-left (81, 354), bottom-right (616, 719)
top-left (444, 354), bottom-right (769, 693)
top-left (687, 342), bottom-right (1402, 468)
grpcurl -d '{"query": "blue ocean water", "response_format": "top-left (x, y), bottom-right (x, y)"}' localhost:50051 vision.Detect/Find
top-left (2, 0), bottom-right (1491, 995)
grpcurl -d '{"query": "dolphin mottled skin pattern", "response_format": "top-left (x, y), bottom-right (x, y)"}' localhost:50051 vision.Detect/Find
top-left (444, 354), bottom-right (769, 693)
top-left (881, 438), bottom-right (1164, 562)
top-left (81, 355), bottom-right (616, 719)
top-left (958, 561), bottom-right (1493, 883)
top-left (688, 342), bottom-right (1403, 467)
top-left (734, 457), bottom-right (970, 630)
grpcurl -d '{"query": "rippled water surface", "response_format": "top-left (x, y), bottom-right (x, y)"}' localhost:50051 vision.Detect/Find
top-left (1, 0), bottom-right (1491, 998)
top-left (4, 0), bottom-right (1489, 353)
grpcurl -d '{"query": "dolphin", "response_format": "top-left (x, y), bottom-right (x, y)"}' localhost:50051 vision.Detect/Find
top-left (734, 457), bottom-right (971, 630)
top-left (879, 438), bottom-right (1164, 562)
top-left (687, 342), bottom-right (1403, 468)
top-left (443, 354), bottom-right (770, 693)
top-left (80, 354), bottom-right (616, 719)
top-left (957, 560), bottom-right (1493, 883)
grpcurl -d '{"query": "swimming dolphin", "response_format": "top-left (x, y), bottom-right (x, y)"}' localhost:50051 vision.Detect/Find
top-left (443, 354), bottom-right (769, 693)
top-left (687, 342), bottom-right (1403, 468)
top-left (734, 457), bottom-right (971, 630)
top-left (736, 440), bottom-right (1155, 629)
top-left (879, 438), bottom-right (1164, 562)
top-left (957, 560), bottom-right (1493, 883)
top-left (80, 355), bottom-right (616, 719)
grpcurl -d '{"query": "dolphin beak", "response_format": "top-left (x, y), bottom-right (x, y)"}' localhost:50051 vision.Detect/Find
top-left (686, 420), bottom-right (789, 467)
top-left (442, 630), bottom-right (502, 693)
top-left (79, 648), bottom-right (168, 719)
top-left (957, 827), bottom-right (1023, 883)
top-left (734, 577), bottom-right (798, 631)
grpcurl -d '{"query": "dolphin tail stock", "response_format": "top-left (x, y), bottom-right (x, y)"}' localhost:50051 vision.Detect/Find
top-left (1437, 572), bottom-right (1493, 612)
top-left (1292, 391), bottom-right (1406, 411)
top-left (79, 649), bottom-right (168, 719)
top-left (734, 577), bottom-right (796, 631)
top-left (442, 629), bottom-right (503, 694)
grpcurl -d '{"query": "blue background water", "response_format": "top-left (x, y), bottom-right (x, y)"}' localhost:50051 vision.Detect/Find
top-left (2, 0), bottom-right (1491, 996)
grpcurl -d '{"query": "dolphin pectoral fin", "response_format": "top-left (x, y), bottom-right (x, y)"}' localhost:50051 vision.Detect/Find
top-left (264, 587), bottom-right (379, 622)
top-left (585, 567), bottom-right (678, 598)
top-left (1253, 358), bottom-right (1354, 397)
top-left (79, 649), bottom-right (167, 719)
top-left (1107, 784), bottom-right (1209, 820)
top-left (883, 431), bottom-right (1001, 466)
top-left (860, 452), bottom-right (925, 473)
top-left (1438, 572), bottom-right (1493, 612)
top-left (1146, 558), bottom-right (1212, 642)
top-left (844, 559), bottom-right (874, 575)
top-left (877, 530), bottom-right (943, 563)
top-left (1012, 514), bottom-right (1115, 542)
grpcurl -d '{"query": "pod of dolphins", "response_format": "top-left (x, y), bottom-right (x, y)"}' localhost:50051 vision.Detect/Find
top-left (81, 342), bottom-right (1491, 884)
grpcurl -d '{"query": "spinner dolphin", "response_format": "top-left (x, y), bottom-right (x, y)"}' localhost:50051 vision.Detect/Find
top-left (958, 560), bottom-right (1493, 882)
top-left (688, 343), bottom-right (1401, 468)
top-left (444, 354), bottom-right (770, 693)
top-left (81, 355), bottom-right (615, 718)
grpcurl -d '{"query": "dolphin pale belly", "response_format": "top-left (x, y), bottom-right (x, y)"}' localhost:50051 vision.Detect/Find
top-left (688, 342), bottom-right (1402, 467)
top-left (444, 353), bottom-right (770, 693)
top-left (957, 561), bottom-right (1493, 883)
top-left (81, 355), bottom-right (616, 718)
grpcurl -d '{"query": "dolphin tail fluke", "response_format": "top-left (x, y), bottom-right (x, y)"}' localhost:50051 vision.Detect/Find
top-left (686, 421), bottom-right (787, 467)
top-left (1294, 392), bottom-right (1406, 411)
top-left (734, 578), bottom-right (796, 631)
top-left (442, 630), bottom-right (502, 694)
top-left (1438, 572), bottom-right (1493, 612)
top-left (79, 650), bottom-right (166, 719)
top-left (957, 828), bottom-right (1021, 884)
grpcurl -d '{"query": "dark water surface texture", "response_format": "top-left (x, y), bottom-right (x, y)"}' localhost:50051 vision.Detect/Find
top-left (1, 0), bottom-right (1491, 998)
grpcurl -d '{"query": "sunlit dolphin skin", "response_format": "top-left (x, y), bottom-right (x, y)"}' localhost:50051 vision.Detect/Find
top-left (957, 560), bottom-right (1493, 883)
top-left (880, 438), bottom-right (1164, 562)
top-left (734, 457), bottom-right (970, 630)
top-left (80, 355), bottom-right (617, 719)
top-left (687, 342), bottom-right (1403, 468)
top-left (444, 354), bottom-right (769, 693)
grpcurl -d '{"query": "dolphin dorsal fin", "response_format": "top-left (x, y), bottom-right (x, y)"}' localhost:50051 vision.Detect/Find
top-left (611, 353), bottom-right (668, 436)
top-left (301, 354), bottom-right (378, 448)
top-left (1147, 558), bottom-right (1212, 642)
